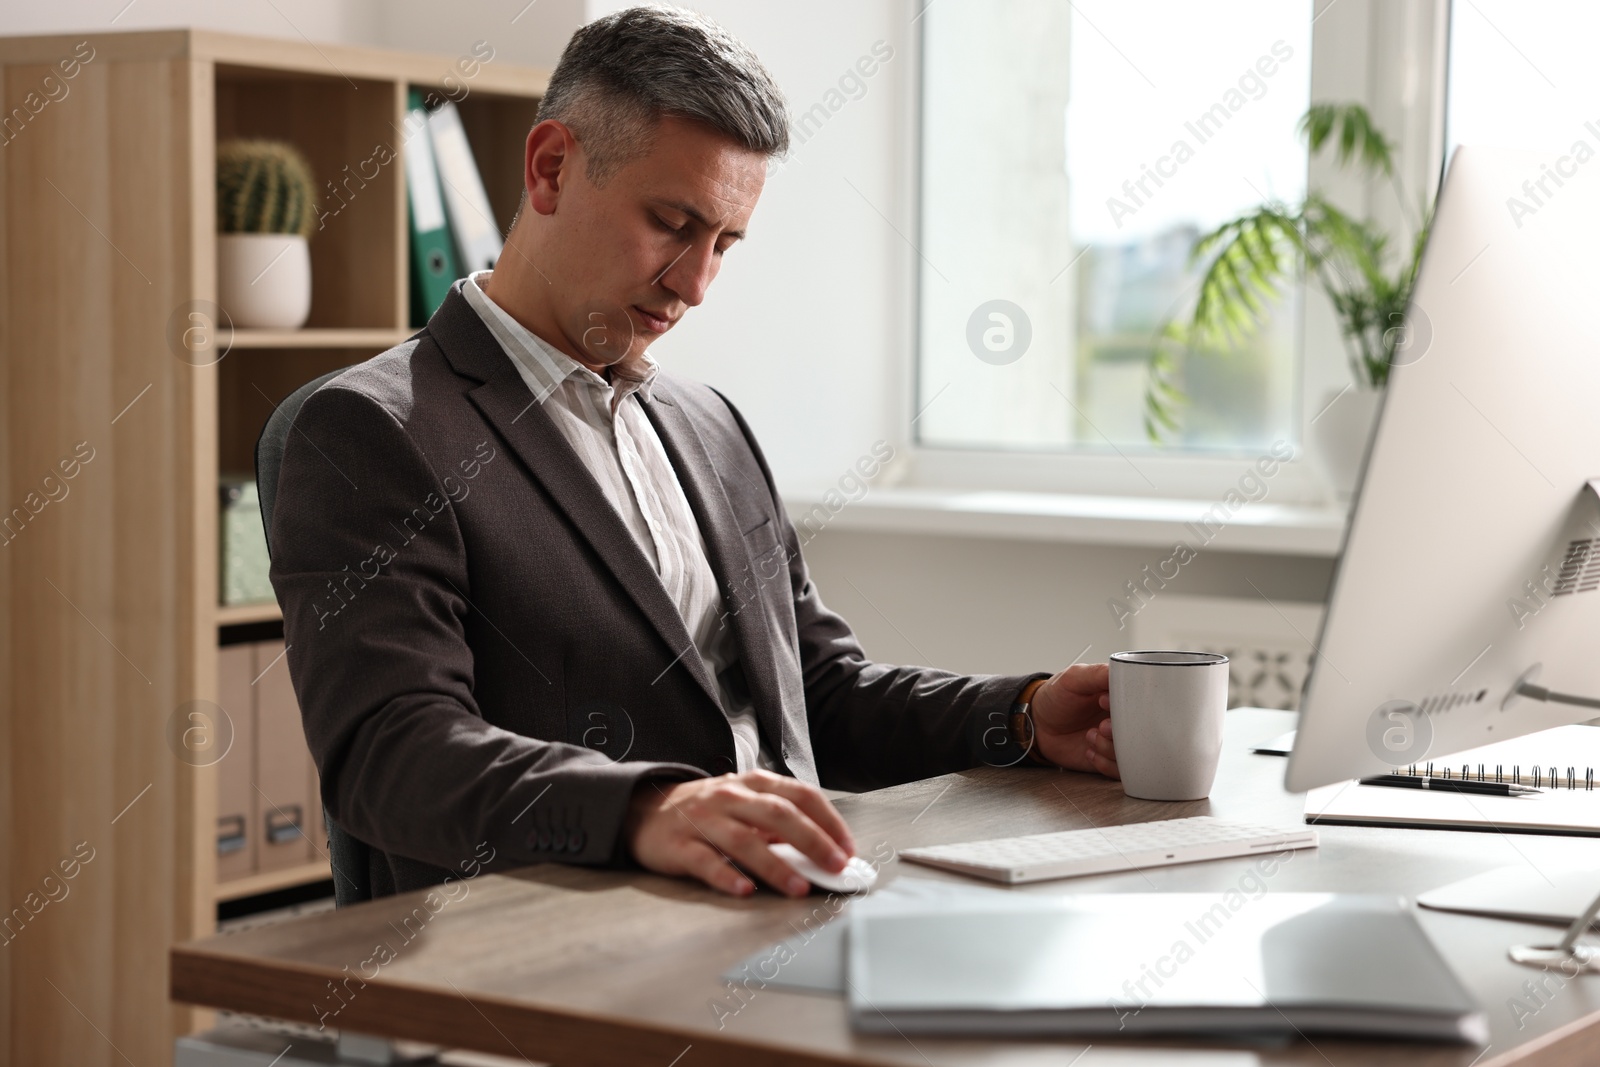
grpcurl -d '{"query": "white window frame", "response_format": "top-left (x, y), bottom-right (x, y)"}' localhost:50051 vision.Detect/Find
top-left (894, 0), bottom-right (1450, 507)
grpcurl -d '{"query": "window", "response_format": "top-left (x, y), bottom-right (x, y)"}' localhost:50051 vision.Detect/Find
top-left (916, 1), bottom-right (1314, 459)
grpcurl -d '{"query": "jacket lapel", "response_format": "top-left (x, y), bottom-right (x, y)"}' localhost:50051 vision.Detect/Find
top-left (643, 380), bottom-right (790, 771)
top-left (428, 287), bottom-right (726, 713)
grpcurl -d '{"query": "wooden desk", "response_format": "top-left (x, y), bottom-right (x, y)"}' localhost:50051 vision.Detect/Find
top-left (171, 709), bottom-right (1600, 1066)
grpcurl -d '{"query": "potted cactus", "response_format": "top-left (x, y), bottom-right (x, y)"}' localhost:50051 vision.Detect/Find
top-left (216, 140), bottom-right (317, 329)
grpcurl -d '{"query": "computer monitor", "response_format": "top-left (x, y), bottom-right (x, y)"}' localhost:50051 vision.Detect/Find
top-left (1286, 146), bottom-right (1600, 793)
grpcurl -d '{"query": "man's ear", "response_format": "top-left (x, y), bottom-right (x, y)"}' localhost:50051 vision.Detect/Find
top-left (524, 118), bottom-right (577, 216)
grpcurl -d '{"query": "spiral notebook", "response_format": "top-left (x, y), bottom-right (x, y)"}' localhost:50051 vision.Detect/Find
top-left (1304, 724), bottom-right (1600, 836)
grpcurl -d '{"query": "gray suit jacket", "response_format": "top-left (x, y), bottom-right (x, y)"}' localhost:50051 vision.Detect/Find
top-left (269, 282), bottom-right (1045, 897)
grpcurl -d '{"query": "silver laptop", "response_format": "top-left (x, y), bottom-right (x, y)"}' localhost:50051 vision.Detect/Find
top-left (848, 891), bottom-right (1485, 1043)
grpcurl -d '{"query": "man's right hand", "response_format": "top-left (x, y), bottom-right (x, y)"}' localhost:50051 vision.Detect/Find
top-left (623, 770), bottom-right (857, 898)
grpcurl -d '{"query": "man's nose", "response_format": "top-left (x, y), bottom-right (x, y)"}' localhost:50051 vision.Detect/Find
top-left (657, 238), bottom-right (718, 308)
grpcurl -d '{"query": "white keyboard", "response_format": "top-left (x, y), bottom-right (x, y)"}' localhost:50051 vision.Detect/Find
top-left (898, 815), bottom-right (1318, 885)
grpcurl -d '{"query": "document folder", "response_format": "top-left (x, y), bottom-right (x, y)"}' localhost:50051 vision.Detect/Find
top-left (847, 891), bottom-right (1485, 1042)
top-left (404, 89), bottom-right (461, 325)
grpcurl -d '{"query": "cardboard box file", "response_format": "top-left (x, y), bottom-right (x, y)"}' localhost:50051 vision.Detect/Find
top-left (252, 640), bottom-right (312, 873)
top-left (215, 644), bottom-right (256, 881)
top-left (215, 637), bottom-right (330, 888)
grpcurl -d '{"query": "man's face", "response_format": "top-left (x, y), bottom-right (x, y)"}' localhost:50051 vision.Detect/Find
top-left (540, 114), bottom-right (767, 366)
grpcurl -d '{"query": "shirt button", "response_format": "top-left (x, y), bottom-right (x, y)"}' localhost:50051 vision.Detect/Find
top-left (566, 828), bottom-right (585, 853)
top-left (536, 828), bottom-right (551, 850)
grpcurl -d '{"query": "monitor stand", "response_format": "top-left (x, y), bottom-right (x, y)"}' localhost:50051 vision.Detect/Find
top-left (1510, 890), bottom-right (1600, 973)
top-left (1502, 665), bottom-right (1600, 714)
top-left (1502, 664), bottom-right (1600, 972)
top-left (1497, 662), bottom-right (1600, 972)
top-left (1502, 661), bottom-right (1600, 970)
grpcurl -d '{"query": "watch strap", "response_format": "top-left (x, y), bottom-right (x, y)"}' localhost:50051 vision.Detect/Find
top-left (1011, 677), bottom-right (1053, 766)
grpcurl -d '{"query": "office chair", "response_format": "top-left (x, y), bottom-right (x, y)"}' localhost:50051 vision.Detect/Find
top-left (255, 367), bottom-right (374, 907)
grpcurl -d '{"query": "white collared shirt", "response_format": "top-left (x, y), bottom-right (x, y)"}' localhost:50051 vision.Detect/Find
top-left (462, 271), bottom-right (773, 772)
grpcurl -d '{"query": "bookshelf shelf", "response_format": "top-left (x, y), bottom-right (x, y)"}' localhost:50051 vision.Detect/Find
top-left (214, 860), bottom-right (333, 903)
top-left (226, 327), bottom-right (413, 349)
top-left (216, 602), bottom-right (284, 627)
top-left (0, 27), bottom-right (547, 1065)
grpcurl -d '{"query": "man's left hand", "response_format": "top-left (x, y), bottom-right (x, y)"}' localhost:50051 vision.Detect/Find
top-left (1028, 663), bottom-right (1118, 778)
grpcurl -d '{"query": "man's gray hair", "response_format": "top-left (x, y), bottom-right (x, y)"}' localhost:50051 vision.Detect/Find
top-left (536, 5), bottom-right (789, 185)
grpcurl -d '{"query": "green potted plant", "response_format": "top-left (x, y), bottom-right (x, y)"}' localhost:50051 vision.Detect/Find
top-left (1145, 103), bottom-right (1433, 497)
top-left (216, 139), bottom-right (317, 329)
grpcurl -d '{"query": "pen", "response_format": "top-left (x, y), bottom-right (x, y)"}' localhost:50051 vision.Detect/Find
top-left (1359, 774), bottom-right (1542, 797)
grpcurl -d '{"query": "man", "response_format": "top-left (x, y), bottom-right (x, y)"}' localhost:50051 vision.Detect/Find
top-left (269, 5), bottom-right (1119, 903)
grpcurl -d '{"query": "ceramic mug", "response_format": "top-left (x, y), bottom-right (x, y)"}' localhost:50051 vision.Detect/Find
top-left (1108, 650), bottom-right (1229, 801)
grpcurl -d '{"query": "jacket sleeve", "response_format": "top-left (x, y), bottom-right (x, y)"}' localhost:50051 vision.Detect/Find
top-left (268, 383), bottom-right (704, 875)
top-left (710, 390), bottom-right (1050, 793)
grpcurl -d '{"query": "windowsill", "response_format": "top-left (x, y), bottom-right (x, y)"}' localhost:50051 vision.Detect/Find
top-left (779, 486), bottom-right (1348, 557)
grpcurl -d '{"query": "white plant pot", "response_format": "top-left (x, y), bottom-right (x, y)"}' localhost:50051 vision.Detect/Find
top-left (1311, 386), bottom-right (1382, 502)
top-left (218, 233), bottom-right (311, 329)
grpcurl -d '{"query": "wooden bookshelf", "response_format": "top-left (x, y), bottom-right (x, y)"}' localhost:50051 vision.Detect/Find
top-left (0, 28), bottom-right (546, 1066)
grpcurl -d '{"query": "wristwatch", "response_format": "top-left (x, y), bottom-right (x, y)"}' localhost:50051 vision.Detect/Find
top-left (1009, 677), bottom-right (1054, 766)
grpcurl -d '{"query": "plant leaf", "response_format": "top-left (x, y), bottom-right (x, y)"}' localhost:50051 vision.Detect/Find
top-left (1298, 103), bottom-right (1395, 177)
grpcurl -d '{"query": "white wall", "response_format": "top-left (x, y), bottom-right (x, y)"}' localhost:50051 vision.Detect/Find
top-left (370, 0), bottom-right (584, 71)
top-left (802, 530), bottom-right (1331, 677)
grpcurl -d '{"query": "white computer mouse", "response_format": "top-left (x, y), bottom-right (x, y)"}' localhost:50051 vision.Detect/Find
top-left (769, 843), bottom-right (878, 894)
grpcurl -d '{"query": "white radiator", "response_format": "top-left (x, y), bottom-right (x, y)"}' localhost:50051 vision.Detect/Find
top-left (1128, 594), bottom-right (1325, 711)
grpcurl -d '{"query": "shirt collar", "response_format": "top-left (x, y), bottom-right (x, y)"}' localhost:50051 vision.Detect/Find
top-left (461, 270), bottom-right (659, 413)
